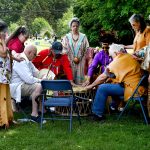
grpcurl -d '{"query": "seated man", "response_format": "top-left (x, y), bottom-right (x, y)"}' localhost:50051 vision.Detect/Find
top-left (10, 45), bottom-right (45, 123)
top-left (84, 43), bottom-right (146, 121)
top-left (32, 41), bottom-right (76, 86)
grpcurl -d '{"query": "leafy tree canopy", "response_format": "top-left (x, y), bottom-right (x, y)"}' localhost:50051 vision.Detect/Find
top-left (56, 7), bottom-right (74, 38)
top-left (0, 0), bottom-right (71, 34)
top-left (73, 0), bottom-right (150, 46)
top-left (31, 17), bottom-right (53, 37)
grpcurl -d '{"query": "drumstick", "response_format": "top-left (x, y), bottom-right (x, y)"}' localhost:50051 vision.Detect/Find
top-left (42, 55), bottom-right (49, 63)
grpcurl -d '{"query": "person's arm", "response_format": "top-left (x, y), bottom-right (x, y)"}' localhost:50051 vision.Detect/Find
top-left (82, 52), bottom-right (101, 86)
top-left (62, 36), bottom-right (69, 54)
top-left (84, 73), bottom-right (108, 91)
top-left (10, 50), bottom-right (25, 62)
top-left (87, 48), bottom-right (94, 67)
top-left (70, 80), bottom-right (78, 87)
top-left (0, 33), bottom-right (7, 58)
top-left (124, 44), bottom-right (133, 49)
top-left (13, 61), bottom-right (41, 84)
top-left (88, 53), bottom-right (101, 77)
top-left (148, 75), bottom-right (150, 83)
top-left (32, 49), bottom-right (48, 69)
top-left (61, 55), bottom-right (73, 80)
top-left (145, 30), bottom-right (150, 45)
top-left (30, 62), bottom-right (40, 78)
top-left (61, 55), bottom-right (78, 86)
top-left (84, 35), bottom-right (89, 49)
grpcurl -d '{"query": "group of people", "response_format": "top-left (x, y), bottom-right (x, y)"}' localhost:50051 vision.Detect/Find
top-left (85, 13), bottom-right (150, 121)
top-left (0, 21), bottom-right (30, 127)
top-left (0, 13), bottom-right (150, 128)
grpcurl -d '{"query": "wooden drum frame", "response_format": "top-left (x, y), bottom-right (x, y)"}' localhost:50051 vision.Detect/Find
top-left (55, 87), bottom-right (96, 116)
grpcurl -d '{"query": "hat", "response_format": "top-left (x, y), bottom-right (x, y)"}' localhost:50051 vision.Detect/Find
top-left (52, 41), bottom-right (63, 54)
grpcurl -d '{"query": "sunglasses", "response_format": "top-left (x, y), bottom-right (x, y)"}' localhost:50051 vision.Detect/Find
top-left (102, 46), bottom-right (109, 50)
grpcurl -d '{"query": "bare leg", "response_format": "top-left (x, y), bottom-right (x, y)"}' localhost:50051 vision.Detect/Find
top-left (31, 83), bottom-right (42, 117)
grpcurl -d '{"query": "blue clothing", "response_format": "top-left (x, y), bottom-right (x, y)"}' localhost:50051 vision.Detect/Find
top-left (92, 83), bottom-right (124, 116)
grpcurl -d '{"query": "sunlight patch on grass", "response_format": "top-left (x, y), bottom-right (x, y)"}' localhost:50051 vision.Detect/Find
top-left (6, 130), bottom-right (17, 136)
top-left (25, 39), bottom-right (50, 52)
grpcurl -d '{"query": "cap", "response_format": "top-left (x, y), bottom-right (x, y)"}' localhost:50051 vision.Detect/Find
top-left (52, 41), bottom-right (63, 54)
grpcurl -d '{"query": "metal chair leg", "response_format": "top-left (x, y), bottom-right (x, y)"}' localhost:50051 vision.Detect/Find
top-left (73, 102), bottom-right (81, 125)
top-left (139, 100), bottom-right (148, 125)
top-left (117, 100), bottom-right (131, 120)
top-left (69, 105), bottom-right (73, 132)
top-left (40, 101), bottom-right (44, 129)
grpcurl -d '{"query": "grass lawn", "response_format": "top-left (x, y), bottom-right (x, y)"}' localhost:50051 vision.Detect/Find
top-left (25, 39), bottom-right (50, 53)
top-left (0, 112), bottom-right (150, 150)
top-left (1, 39), bottom-right (148, 150)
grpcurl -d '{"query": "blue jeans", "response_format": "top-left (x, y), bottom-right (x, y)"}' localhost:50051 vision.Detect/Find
top-left (92, 83), bottom-right (124, 116)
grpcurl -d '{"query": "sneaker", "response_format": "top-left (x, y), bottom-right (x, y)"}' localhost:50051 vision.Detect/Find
top-left (118, 107), bottom-right (124, 112)
top-left (89, 113), bottom-right (105, 122)
top-left (110, 106), bottom-right (116, 111)
top-left (30, 115), bottom-right (46, 124)
top-left (109, 102), bottom-right (117, 112)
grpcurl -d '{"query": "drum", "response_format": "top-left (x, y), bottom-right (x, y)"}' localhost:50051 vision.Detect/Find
top-left (38, 69), bottom-right (55, 80)
top-left (55, 86), bottom-right (96, 116)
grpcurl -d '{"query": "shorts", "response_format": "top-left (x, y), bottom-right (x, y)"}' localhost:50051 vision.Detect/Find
top-left (21, 83), bottom-right (38, 97)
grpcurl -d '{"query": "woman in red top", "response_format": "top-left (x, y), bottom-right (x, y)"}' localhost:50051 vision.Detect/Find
top-left (32, 41), bottom-right (77, 86)
top-left (6, 26), bottom-right (29, 54)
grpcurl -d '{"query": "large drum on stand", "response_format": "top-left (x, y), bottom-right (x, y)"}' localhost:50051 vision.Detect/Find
top-left (38, 69), bottom-right (55, 80)
top-left (55, 86), bottom-right (96, 116)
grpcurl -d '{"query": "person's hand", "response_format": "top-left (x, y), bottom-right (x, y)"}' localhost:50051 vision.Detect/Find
top-left (83, 84), bottom-right (93, 91)
top-left (82, 80), bottom-right (90, 86)
top-left (41, 74), bottom-right (52, 80)
top-left (70, 81), bottom-right (78, 87)
top-left (132, 54), bottom-right (143, 61)
top-left (82, 76), bottom-right (91, 86)
top-left (148, 75), bottom-right (150, 83)
top-left (14, 56), bottom-right (25, 62)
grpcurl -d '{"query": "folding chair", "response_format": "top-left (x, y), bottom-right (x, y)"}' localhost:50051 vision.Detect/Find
top-left (118, 74), bottom-right (149, 124)
top-left (41, 80), bottom-right (81, 132)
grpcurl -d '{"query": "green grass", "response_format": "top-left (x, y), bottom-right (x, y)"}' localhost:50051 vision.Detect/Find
top-left (25, 39), bottom-right (50, 53)
top-left (3, 40), bottom-right (148, 149)
top-left (0, 113), bottom-right (150, 150)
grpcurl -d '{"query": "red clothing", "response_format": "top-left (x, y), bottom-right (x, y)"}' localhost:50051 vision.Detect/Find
top-left (7, 37), bottom-right (24, 53)
top-left (32, 49), bottom-right (73, 80)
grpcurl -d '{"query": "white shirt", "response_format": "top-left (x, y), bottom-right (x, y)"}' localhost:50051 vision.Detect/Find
top-left (10, 52), bottom-right (41, 102)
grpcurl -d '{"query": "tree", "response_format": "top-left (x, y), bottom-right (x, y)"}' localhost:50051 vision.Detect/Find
top-left (0, 0), bottom-right (72, 33)
top-left (21, 0), bottom-right (72, 31)
top-left (37, 0), bottom-right (73, 35)
top-left (31, 17), bottom-right (53, 37)
top-left (0, 0), bottom-right (27, 25)
top-left (56, 7), bottom-right (74, 38)
top-left (73, 0), bottom-right (150, 46)
top-left (9, 23), bottom-right (19, 33)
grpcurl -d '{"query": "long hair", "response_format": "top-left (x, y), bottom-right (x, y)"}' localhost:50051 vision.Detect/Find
top-left (129, 14), bottom-right (146, 33)
top-left (6, 26), bottom-right (29, 44)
